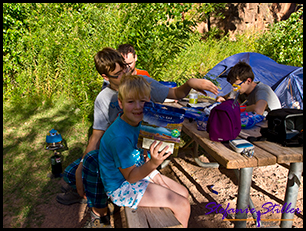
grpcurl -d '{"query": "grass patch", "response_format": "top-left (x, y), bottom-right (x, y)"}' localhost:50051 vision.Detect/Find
top-left (3, 94), bottom-right (91, 228)
top-left (159, 29), bottom-right (259, 85)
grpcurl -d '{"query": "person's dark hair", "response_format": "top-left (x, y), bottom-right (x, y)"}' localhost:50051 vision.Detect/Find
top-left (227, 61), bottom-right (254, 85)
top-left (94, 47), bottom-right (126, 76)
top-left (117, 44), bottom-right (136, 58)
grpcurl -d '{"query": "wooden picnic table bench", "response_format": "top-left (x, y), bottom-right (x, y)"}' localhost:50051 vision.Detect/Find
top-left (122, 207), bottom-right (182, 228)
top-left (165, 101), bottom-right (303, 228)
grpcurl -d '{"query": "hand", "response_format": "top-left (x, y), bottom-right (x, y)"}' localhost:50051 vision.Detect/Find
top-left (189, 79), bottom-right (219, 96)
top-left (216, 96), bottom-right (225, 102)
top-left (149, 141), bottom-right (172, 167)
top-left (75, 163), bottom-right (86, 198)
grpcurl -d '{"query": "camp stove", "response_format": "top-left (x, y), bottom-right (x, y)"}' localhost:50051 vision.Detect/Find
top-left (45, 129), bottom-right (66, 178)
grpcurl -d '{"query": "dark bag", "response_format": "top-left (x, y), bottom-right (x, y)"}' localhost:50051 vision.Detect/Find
top-left (260, 108), bottom-right (303, 146)
top-left (207, 99), bottom-right (241, 141)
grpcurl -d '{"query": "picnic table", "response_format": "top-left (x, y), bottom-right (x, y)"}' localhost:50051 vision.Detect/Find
top-left (165, 100), bottom-right (303, 228)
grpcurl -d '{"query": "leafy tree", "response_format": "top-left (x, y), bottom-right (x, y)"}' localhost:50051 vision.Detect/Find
top-left (3, 3), bottom-right (36, 98)
top-left (256, 6), bottom-right (303, 67)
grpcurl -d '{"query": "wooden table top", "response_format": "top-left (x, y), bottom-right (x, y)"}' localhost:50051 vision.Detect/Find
top-left (165, 101), bottom-right (303, 169)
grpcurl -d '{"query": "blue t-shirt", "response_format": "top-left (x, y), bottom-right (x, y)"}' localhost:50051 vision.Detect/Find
top-left (98, 114), bottom-right (145, 193)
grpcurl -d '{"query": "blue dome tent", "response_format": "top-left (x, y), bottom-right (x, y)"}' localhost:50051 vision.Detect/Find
top-left (204, 52), bottom-right (303, 109)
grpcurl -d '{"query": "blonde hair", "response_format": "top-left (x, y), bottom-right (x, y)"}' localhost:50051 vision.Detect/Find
top-left (118, 74), bottom-right (151, 101)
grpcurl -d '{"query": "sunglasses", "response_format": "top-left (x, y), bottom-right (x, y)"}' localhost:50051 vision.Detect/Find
top-left (232, 79), bottom-right (246, 90)
top-left (237, 80), bottom-right (246, 86)
top-left (105, 64), bottom-right (130, 79)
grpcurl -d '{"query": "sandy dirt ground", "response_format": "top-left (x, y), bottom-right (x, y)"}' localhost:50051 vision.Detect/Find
top-left (4, 147), bottom-right (303, 228)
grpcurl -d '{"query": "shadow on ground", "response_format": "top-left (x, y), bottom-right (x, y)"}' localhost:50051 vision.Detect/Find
top-left (3, 97), bottom-right (93, 228)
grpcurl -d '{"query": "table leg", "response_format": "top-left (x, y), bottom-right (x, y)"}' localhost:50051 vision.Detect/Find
top-left (235, 167), bottom-right (253, 228)
top-left (234, 169), bottom-right (261, 227)
top-left (280, 162), bottom-right (303, 228)
top-left (192, 142), bottom-right (219, 168)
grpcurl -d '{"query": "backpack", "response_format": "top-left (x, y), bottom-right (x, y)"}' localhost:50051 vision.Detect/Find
top-left (207, 99), bottom-right (241, 141)
top-left (260, 108), bottom-right (303, 146)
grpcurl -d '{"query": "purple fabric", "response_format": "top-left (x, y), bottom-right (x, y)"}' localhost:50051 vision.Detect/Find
top-left (207, 99), bottom-right (241, 141)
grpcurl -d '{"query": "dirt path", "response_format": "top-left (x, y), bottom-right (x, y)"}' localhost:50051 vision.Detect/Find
top-left (5, 148), bottom-right (302, 228)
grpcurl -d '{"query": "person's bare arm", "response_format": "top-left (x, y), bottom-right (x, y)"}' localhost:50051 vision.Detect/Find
top-left (83, 129), bottom-right (105, 158)
top-left (75, 129), bottom-right (105, 197)
top-left (119, 141), bottom-right (171, 184)
top-left (216, 92), bottom-right (231, 102)
top-left (246, 99), bottom-right (267, 115)
top-left (167, 78), bottom-right (219, 100)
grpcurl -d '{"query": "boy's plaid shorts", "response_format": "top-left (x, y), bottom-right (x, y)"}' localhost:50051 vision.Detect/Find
top-left (63, 150), bottom-right (108, 208)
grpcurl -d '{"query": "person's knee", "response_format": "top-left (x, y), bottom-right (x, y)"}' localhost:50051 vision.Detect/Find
top-left (173, 194), bottom-right (190, 212)
top-left (175, 184), bottom-right (189, 199)
top-left (181, 197), bottom-right (190, 211)
top-left (182, 187), bottom-right (189, 199)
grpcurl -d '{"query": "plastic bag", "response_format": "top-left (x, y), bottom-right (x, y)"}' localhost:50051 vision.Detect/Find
top-left (241, 112), bottom-right (265, 129)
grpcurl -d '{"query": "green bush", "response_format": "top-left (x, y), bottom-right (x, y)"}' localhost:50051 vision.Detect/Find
top-left (3, 3), bottom-right (205, 119)
top-left (256, 6), bottom-right (303, 67)
top-left (115, 3), bottom-right (201, 79)
top-left (3, 3), bottom-right (303, 121)
top-left (158, 31), bottom-right (258, 86)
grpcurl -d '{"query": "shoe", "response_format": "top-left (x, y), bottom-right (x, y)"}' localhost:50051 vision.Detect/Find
top-left (83, 211), bottom-right (112, 228)
top-left (61, 184), bottom-right (74, 193)
top-left (56, 188), bottom-right (87, 205)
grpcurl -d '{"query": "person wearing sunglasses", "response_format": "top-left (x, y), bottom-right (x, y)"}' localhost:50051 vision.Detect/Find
top-left (216, 61), bottom-right (281, 116)
top-left (58, 47), bottom-right (219, 227)
top-left (101, 44), bottom-right (151, 90)
top-left (117, 43), bottom-right (151, 78)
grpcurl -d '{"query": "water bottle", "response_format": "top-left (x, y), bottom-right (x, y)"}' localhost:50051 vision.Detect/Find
top-left (50, 151), bottom-right (62, 178)
top-left (189, 89), bottom-right (198, 104)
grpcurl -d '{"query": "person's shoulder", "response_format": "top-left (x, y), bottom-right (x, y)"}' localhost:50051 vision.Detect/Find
top-left (256, 81), bottom-right (270, 88)
top-left (95, 86), bottom-right (116, 101)
top-left (102, 117), bottom-right (125, 139)
top-left (256, 82), bottom-right (274, 92)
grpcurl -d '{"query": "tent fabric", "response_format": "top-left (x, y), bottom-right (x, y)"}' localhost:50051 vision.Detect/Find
top-left (204, 52), bottom-right (303, 109)
top-left (274, 67), bottom-right (303, 109)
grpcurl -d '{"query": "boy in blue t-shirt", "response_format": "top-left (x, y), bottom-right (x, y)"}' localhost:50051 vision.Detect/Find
top-left (98, 74), bottom-right (190, 228)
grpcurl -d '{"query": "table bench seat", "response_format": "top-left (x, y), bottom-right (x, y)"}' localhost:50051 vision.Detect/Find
top-left (123, 207), bottom-right (182, 228)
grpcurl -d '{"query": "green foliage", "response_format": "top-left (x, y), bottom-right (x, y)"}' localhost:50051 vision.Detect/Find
top-left (199, 3), bottom-right (226, 17)
top-left (3, 3), bottom-right (124, 117)
top-left (3, 3), bottom-right (35, 98)
top-left (256, 6), bottom-right (303, 67)
top-left (158, 32), bottom-right (258, 86)
top-left (117, 3), bottom-right (200, 79)
top-left (3, 3), bottom-right (207, 119)
top-left (3, 3), bottom-right (303, 121)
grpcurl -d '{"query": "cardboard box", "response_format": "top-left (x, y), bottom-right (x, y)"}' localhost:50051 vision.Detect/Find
top-left (139, 102), bottom-right (185, 157)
